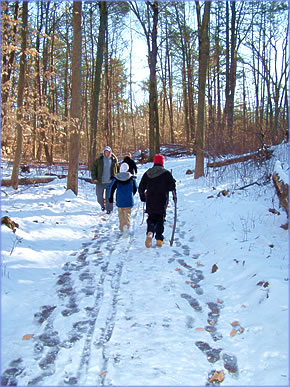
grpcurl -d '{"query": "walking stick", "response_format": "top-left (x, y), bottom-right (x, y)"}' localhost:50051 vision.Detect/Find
top-left (170, 190), bottom-right (177, 246)
top-left (140, 201), bottom-right (145, 225)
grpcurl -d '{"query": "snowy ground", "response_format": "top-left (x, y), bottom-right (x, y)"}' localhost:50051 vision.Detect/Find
top-left (1, 143), bottom-right (289, 386)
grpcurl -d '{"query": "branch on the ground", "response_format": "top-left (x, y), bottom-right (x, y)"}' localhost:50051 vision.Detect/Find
top-left (1, 177), bottom-right (56, 186)
top-left (207, 149), bottom-right (273, 168)
top-left (2, 176), bottom-right (94, 187)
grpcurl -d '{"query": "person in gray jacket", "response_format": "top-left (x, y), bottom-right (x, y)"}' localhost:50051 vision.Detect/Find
top-left (91, 146), bottom-right (119, 214)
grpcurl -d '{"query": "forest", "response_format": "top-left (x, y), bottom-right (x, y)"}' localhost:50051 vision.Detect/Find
top-left (1, 1), bottom-right (289, 190)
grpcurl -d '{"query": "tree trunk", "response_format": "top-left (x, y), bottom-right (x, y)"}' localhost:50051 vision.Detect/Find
top-left (147, 1), bottom-right (160, 159)
top-left (67, 1), bottom-right (82, 195)
top-left (89, 1), bottom-right (108, 168)
top-left (175, 4), bottom-right (190, 143)
top-left (11, 2), bottom-right (28, 190)
top-left (194, 1), bottom-right (211, 179)
top-left (129, 25), bottom-right (137, 150)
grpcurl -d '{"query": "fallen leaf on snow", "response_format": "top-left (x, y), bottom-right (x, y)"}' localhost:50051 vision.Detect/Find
top-left (185, 281), bottom-right (191, 285)
top-left (217, 298), bottom-right (224, 304)
top-left (209, 370), bottom-right (224, 383)
top-left (231, 321), bottom-right (239, 326)
top-left (22, 334), bottom-right (34, 340)
top-left (100, 371), bottom-right (107, 378)
top-left (230, 329), bottom-right (237, 337)
top-left (211, 264), bottom-right (218, 273)
top-left (195, 327), bottom-right (205, 331)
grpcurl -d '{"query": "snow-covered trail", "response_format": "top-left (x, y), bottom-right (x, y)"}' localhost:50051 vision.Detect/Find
top-left (2, 189), bottom-right (241, 386)
top-left (1, 154), bottom-right (288, 386)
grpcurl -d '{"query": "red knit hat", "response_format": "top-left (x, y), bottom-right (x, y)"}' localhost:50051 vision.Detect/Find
top-left (153, 154), bottom-right (165, 166)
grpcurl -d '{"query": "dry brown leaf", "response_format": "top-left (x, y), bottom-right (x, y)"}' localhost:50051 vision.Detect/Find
top-left (209, 370), bottom-right (225, 383)
top-left (230, 329), bottom-right (237, 337)
top-left (175, 268), bottom-right (181, 271)
top-left (231, 321), bottom-right (239, 326)
top-left (185, 281), bottom-right (191, 285)
top-left (100, 371), bottom-right (107, 378)
top-left (211, 264), bottom-right (218, 273)
top-left (195, 327), bottom-right (205, 331)
top-left (22, 334), bottom-right (34, 340)
top-left (217, 298), bottom-right (224, 304)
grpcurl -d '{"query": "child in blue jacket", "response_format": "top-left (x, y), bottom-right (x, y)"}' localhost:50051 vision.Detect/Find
top-left (109, 162), bottom-right (138, 234)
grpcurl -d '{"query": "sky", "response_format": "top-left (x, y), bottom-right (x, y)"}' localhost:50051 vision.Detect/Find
top-left (1, 142), bottom-right (289, 386)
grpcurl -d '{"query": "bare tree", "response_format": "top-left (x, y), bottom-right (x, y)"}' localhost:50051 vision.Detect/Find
top-left (67, 1), bottom-right (82, 195)
top-left (89, 1), bottom-right (108, 167)
top-left (11, 1), bottom-right (28, 190)
top-left (129, 1), bottom-right (160, 160)
top-left (194, 1), bottom-right (211, 179)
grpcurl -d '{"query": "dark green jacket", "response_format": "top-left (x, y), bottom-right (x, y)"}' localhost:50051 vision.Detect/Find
top-left (91, 153), bottom-right (119, 183)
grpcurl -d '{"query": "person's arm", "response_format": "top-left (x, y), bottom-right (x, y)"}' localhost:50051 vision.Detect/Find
top-left (91, 159), bottom-right (99, 182)
top-left (108, 179), bottom-right (117, 203)
top-left (138, 174), bottom-right (147, 201)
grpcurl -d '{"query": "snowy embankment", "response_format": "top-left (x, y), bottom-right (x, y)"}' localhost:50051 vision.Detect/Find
top-left (1, 143), bottom-right (289, 386)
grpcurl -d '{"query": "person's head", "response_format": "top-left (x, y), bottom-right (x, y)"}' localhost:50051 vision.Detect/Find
top-left (104, 145), bottom-right (112, 158)
top-left (153, 154), bottom-right (165, 166)
top-left (120, 162), bottom-right (129, 173)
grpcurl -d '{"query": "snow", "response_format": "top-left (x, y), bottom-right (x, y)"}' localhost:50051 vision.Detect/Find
top-left (1, 143), bottom-right (289, 386)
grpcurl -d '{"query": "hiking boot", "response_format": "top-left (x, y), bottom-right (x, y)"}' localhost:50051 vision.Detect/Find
top-left (156, 240), bottom-right (164, 247)
top-left (145, 232), bottom-right (153, 248)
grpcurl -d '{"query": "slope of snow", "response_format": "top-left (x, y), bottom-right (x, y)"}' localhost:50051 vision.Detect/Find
top-left (1, 143), bottom-right (289, 386)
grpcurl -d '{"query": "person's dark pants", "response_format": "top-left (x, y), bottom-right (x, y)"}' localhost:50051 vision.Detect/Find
top-left (96, 183), bottom-right (113, 212)
top-left (147, 213), bottom-right (165, 241)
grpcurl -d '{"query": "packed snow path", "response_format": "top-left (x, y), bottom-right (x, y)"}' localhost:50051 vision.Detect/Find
top-left (2, 203), bottom-right (243, 386)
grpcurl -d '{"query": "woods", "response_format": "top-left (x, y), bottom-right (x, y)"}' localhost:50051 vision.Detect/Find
top-left (1, 1), bottom-right (288, 188)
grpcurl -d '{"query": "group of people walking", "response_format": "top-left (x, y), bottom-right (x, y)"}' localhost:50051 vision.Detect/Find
top-left (91, 146), bottom-right (176, 247)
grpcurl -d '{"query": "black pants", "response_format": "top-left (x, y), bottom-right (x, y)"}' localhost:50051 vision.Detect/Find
top-left (147, 213), bottom-right (165, 241)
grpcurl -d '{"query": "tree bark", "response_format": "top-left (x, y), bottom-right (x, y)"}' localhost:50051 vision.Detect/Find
top-left (194, 1), bottom-right (211, 179)
top-left (89, 1), bottom-right (108, 167)
top-left (11, 2), bottom-right (28, 190)
top-left (67, 1), bottom-right (82, 195)
top-left (147, 1), bottom-right (160, 159)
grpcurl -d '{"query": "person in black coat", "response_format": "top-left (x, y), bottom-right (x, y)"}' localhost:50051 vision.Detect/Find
top-left (123, 153), bottom-right (138, 175)
top-left (138, 154), bottom-right (176, 248)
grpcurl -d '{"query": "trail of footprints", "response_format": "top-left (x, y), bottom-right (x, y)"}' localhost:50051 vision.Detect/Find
top-left (173, 222), bottom-right (239, 384)
top-left (1, 218), bottom-right (128, 386)
top-left (2, 212), bottom-right (239, 386)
